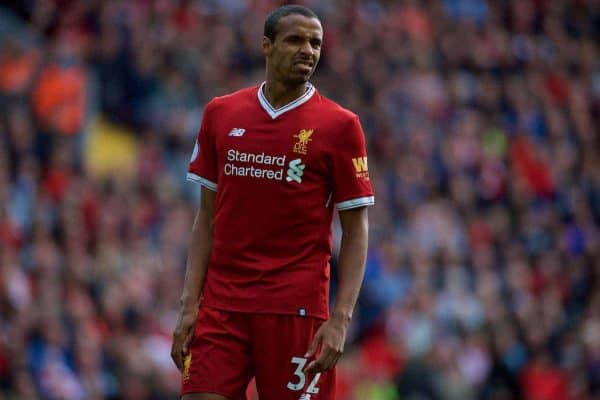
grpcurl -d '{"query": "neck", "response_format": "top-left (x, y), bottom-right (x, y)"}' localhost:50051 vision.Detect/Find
top-left (263, 78), bottom-right (308, 109)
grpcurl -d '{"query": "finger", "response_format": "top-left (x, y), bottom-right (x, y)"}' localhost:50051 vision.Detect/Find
top-left (171, 333), bottom-right (184, 370)
top-left (171, 344), bottom-right (182, 370)
top-left (329, 352), bottom-right (343, 369)
top-left (304, 331), bottom-right (322, 358)
top-left (182, 330), bottom-right (194, 355)
top-left (305, 349), bottom-right (329, 374)
top-left (321, 351), bottom-right (337, 371)
top-left (304, 358), bottom-right (321, 374)
top-left (306, 345), bottom-right (341, 373)
top-left (318, 347), bottom-right (339, 371)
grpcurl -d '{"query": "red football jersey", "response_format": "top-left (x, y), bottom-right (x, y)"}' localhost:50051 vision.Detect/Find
top-left (188, 83), bottom-right (374, 319)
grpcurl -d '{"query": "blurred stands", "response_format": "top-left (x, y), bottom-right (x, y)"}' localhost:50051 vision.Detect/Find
top-left (0, 1), bottom-right (599, 399)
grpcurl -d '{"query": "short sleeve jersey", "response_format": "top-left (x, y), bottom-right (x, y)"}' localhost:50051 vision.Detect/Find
top-left (188, 83), bottom-right (374, 319)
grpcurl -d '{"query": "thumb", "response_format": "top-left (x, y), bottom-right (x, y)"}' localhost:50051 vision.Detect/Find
top-left (304, 331), bottom-right (322, 358)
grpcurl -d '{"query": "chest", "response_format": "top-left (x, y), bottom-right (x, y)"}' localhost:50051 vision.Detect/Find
top-left (214, 117), bottom-right (330, 166)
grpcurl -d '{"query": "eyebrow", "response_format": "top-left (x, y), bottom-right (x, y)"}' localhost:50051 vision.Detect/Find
top-left (284, 33), bottom-right (322, 42)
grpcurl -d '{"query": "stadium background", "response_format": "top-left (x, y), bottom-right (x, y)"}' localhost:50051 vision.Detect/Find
top-left (0, 0), bottom-right (599, 399)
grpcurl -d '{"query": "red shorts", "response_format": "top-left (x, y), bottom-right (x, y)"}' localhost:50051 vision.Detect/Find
top-left (181, 306), bottom-right (336, 400)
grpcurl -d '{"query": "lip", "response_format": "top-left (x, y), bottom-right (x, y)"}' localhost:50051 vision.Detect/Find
top-left (294, 61), bottom-right (314, 72)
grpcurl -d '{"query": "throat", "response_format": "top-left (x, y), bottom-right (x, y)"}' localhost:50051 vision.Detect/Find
top-left (262, 81), bottom-right (309, 109)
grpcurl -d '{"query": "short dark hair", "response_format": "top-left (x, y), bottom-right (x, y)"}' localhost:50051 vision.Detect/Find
top-left (263, 5), bottom-right (320, 42)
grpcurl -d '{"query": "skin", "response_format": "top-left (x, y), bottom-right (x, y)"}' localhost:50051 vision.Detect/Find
top-left (261, 14), bottom-right (323, 108)
top-left (304, 206), bottom-right (368, 374)
top-left (171, 187), bottom-right (218, 400)
top-left (172, 12), bottom-right (369, 400)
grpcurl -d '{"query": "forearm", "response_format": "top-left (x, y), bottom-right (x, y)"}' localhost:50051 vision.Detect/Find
top-left (180, 221), bottom-right (212, 309)
top-left (180, 191), bottom-right (215, 311)
top-left (331, 208), bottom-right (369, 322)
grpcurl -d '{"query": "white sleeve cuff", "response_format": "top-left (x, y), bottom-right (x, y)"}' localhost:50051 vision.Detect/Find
top-left (187, 172), bottom-right (217, 191)
top-left (335, 196), bottom-right (375, 210)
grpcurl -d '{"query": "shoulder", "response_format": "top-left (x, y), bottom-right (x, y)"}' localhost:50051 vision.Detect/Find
top-left (313, 92), bottom-right (360, 125)
top-left (214, 86), bottom-right (258, 103)
top-left (311, 92), bottom-right (365, 149)
top-left (312, 92), bottom-right (363, 144)
top-left (206, 86), bottom-right (259, 113)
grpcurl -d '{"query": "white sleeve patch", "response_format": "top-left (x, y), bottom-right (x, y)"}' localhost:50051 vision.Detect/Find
top-left (335, 196), bottom-right (375, 210)
top-left (186, 172), bottom-right (217, 191)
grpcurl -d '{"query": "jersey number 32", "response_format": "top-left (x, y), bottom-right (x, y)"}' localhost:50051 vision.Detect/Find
top-left (287, 357), bottom-right (321, 394)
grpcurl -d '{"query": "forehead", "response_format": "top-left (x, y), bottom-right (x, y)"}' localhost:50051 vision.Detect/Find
top-left (275, 14), bottom-right (323, 39)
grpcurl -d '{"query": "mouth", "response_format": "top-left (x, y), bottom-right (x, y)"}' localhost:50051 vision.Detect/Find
top-left (293, 60), bottom-right (314, 72)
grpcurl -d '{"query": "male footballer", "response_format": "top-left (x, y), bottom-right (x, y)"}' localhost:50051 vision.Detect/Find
top-left (171, 5), bottom-right (374, 399)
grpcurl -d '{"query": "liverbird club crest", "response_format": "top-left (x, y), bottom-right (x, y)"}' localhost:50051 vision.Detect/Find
top-left (293, 129), bottom-right (314, 155)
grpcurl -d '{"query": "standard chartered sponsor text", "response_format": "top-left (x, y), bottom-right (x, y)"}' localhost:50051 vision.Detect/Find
top-left (224, 164), bottom-right (285, 179)
top-left (225, 149), bottom-right (286, 180)
top-left (227, 149), bottom-right (286, 166)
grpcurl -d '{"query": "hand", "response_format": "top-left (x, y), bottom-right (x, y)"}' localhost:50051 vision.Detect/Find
top-left (303, 314), bottom-right (350, 374)
top-left (171, 307), bottom-right (198, 371)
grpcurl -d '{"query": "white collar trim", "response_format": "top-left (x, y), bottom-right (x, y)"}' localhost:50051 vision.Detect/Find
top-left (257, 82), bottom-right (315, 119)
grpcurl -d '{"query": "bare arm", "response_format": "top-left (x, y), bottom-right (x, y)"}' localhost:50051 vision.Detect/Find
top-left (171, 186), bottom-right (216, 370)
top-left (331, 206), bottom-right (369, 321)
top-left (305, 206), bottom-right (369, 373)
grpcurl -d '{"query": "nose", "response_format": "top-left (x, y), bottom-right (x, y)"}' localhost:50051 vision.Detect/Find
top-left (299, 40), bottom-right (314, 56)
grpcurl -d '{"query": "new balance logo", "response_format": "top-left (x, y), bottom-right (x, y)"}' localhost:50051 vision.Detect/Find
top-left (286, 158), bottom-right (305, 183)
top-left (228, 128), bottom-right (246, 137)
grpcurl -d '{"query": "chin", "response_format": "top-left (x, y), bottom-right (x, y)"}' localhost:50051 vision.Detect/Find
top-left (287, 74), bottom-right (311, 85)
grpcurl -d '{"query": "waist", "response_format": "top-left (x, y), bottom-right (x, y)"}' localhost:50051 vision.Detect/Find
top-left (201, 261), bottom-right (331, 319)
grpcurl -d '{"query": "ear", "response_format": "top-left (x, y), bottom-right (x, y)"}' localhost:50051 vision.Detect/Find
top-left (262, 36), bottom-right (272, 56)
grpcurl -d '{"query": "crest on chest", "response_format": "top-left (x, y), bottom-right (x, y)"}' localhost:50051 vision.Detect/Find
top-left (293, 129), bottom-right (314, 155)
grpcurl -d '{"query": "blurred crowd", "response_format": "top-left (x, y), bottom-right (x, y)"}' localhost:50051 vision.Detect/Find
top-left (0, 0), bottom-right (599, 399)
